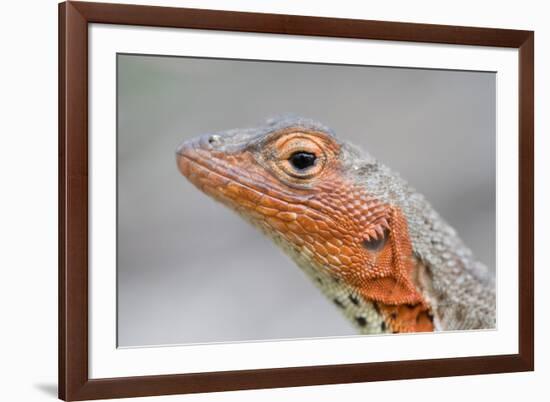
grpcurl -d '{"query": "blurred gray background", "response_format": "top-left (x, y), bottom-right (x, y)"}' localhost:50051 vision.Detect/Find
top-left (117, 54), bottom-right (495, 347)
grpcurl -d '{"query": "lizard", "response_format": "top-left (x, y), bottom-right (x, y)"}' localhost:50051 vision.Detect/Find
top-left (175, 117), bottom-right (496, 334)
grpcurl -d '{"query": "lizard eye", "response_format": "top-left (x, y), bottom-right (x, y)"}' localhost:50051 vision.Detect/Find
top-left (289, 151), bottom-right (317, 171)
top-left (270, 133), bottom-right (328, 181)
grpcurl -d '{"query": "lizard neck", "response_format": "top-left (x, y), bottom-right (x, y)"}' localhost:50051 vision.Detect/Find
top-left (304, 178), bottom-right (435, 333)
top-left (348, 160), bottom-right (496, 331)
top-left (272, 216), bottom-right (433, 334)
top-left (277, 231), bottom-right (391, 334)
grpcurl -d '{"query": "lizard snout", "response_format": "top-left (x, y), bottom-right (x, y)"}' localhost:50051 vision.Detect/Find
top-left (175, 133), bottom-right (225, 180)
top-left (176, 136), bottom-right (202, 178)
top-left (176, 133), bottom-right (219, 161)
top-left (176, 133), bottom-right (217, 154)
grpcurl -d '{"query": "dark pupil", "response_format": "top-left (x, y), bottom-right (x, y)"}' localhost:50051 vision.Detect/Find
top-left (289, 151), bottom-right (316, 170)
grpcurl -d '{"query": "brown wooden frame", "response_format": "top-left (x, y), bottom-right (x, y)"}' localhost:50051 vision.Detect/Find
top-left (59, 1), bottom-right (534, 400)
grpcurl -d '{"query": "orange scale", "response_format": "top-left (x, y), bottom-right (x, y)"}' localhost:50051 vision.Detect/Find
top-left (340, 245), bottom-right (355, 257)
top-left (255, 205), bottom-right (278, 217)
top-left (339, 255), bottom-right (352, 266)
top-left (261, 195), bottom-right (287, 210)
top-left (277, 211), bottom-right (298, 222)
top-left (286, 221), bottom-right (306, 235)
top-left (297, 216), bottom-right (319, 233)
top-left (324, 242), bottom-right (340, 255)
top-left (265, 217), bottom-right (288, 233)
top-left (313, 242), bottom-right (328, 256)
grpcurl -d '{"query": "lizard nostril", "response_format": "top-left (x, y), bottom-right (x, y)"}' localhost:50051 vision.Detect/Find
top-left (199, 133), bottom-right (222, 149)
top-left (208, 134), bottom-right (221, 146)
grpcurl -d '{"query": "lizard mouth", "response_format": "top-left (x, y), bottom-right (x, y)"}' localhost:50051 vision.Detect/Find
top-left (176, 136), bottom-right (317, 211)
top-left (176, 148), bottom-right (296, 225)
top-left (176, 151), bottom-right (260, 205)
top-left (176, 141), bottom-right (342, 235)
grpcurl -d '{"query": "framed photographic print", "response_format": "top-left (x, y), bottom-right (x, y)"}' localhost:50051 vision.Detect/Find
top-left (58, 1), bottom-right (534, 400)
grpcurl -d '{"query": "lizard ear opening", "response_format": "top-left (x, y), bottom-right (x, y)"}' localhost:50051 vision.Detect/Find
top-left (362, 228), bottom-right (388, 252)
top-left (358, 206), bottom-right (425, 306)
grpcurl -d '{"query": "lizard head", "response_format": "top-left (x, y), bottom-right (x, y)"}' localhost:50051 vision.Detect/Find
top-left (176, 117), bottom-right (433, 332)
